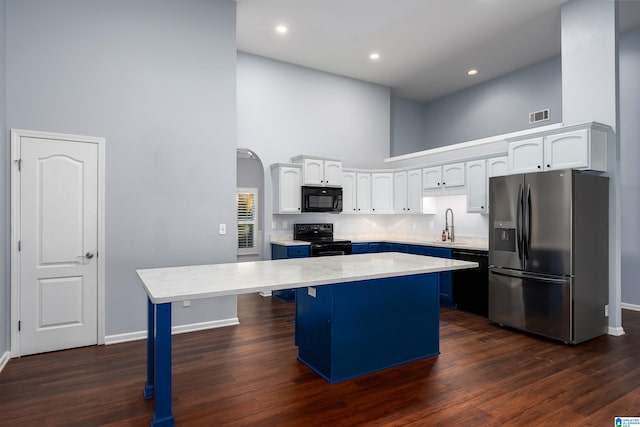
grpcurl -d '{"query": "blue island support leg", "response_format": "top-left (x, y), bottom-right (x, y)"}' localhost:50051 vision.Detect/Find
top-left (151, 302), bottom-right (175, 427)
top-left (144, 297), bottom-right (155, 399)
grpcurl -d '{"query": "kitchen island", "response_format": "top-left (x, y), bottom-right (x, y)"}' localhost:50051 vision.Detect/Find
top-left (137, 252), bottom-right (477, 427)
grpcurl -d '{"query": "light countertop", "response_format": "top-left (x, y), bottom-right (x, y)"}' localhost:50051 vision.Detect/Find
top-left (270, 234), bottom-right (488, 251)
top-left (137, 252), bottom-right (478, 304)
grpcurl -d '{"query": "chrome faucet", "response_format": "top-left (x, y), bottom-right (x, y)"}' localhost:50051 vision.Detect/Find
top-left (445, 208), bottom-right (455, 242)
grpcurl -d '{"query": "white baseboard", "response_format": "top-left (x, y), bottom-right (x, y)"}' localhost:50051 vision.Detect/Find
top-left (621, 302), bottom-right (640, 312)
top-left (104, 317), bottom-right (240, 345)
top-left (0, 351), bottom-right (10, 373)
top-left (608, 326), bottom-right (626, 336)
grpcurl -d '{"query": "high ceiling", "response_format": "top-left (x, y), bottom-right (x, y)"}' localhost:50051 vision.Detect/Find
top-left (237, 0), bottom-right (640, 102)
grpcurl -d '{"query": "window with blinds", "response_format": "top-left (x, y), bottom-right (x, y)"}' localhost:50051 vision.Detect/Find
top-left (237, 188), bottom-right (258, 255)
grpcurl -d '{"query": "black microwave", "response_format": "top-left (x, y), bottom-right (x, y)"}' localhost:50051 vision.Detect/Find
top-left (301, 186), bottom-right (343, 213)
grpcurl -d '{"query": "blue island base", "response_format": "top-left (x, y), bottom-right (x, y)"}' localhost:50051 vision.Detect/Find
top-left (295, 273), bottom-right (440, 383)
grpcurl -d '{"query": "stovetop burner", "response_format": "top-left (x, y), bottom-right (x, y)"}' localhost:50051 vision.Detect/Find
top-left (294, 223), bottom-right (352, 256)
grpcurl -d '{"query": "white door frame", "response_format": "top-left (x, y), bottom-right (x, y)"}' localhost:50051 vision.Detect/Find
top-left (10, 129), bottom-right (106, 357)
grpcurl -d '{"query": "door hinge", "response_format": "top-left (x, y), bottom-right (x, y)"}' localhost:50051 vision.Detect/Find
top-left (18, 321), bottom-right (21, 332)
top-left (15, 158), bottom-right (22, 171)
top-left (18, 240), bottom-right (21, 251)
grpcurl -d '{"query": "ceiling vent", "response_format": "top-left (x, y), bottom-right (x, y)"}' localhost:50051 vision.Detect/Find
top-left (529, 109), bottom-right (550, 124)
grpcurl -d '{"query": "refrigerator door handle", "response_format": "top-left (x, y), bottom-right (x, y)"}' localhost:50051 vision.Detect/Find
top-left (516, 184), bottom-right (524, 261)
top-left (489, 267), bottom-right (571, 285)
top-left (524, 184), bottom-right (532, 259)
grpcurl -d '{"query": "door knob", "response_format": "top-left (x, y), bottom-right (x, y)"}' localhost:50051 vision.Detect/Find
top-left (84, 252), bottom-right (94, 259)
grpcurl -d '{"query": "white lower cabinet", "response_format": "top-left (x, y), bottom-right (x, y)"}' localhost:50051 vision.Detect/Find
top-left (271, 163), bottom-right (301, 214)
top-left (371, 173), bottom-right (394, 214)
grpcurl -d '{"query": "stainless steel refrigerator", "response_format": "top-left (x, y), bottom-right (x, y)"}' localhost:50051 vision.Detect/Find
top-left (488, 169), bottom-right (608, 344)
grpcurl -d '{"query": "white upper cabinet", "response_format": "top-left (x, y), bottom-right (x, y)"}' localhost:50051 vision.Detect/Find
top-left (424, 163), bottom-right (465, 195)
top-left (407, 169), bottom-right (423, 213)
top-left (371, 173), bottom-right (394, 214)
top-left (323, 160), bottom-right (343, 186)
top-left (422, 167), bottom-right (442, 191)
top-left (342, 171), bottom-right (357, 213)
top-left (442, 163), bottom-right (465, 189)
top-left (508, 123), bottom-right (607, 174)
top-left (544, 128), bottom-right (606, 171)
top-left (343, 171), bottom-right (372, 214)
top-left (271, 164), bottom-right (301, 214)
top-left (393, 171), bottom-right (408, 213)
top-left (292, 156), bottom-right (343, 187)
top-left (395, 170), bottom-right (422, 214)
top-left (487, 156), bottom-right (509, 178)
top-left (466, 160), bottom-right (487, 213)
top-left (356, 172), bottom-right (372, 213)
top-left (508, 137), bottom-right (544, 174)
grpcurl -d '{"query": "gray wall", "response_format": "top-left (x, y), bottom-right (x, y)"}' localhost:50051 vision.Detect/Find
top-left (237, 52), bottom-right (391, 170)
top-left (390, 96), bottom-right (426, 157)
top-left (620, 27), bottom-right (640, 306)
top-left (5, 0), bottom-right (238, 338)
top-left (421, 57), bottom-right (562, 151)
top-left (0, 0), bottom-right (7, 357)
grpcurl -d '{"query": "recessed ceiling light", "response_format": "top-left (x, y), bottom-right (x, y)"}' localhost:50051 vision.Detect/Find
top-left (276, 25), bottom-right (288, 34)
top-left (467, 69), bottom-right (478, 76)
top-left (370, 52), bottom-right (380, 61)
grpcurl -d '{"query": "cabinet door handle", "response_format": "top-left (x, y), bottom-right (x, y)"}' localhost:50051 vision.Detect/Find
top-left (537, 165), bottom-right (541, 169)
top-left (437, 182), bottom-right (440, 186)
top-left (442, 182), bottom-right (446, 185)
top-left (546, 164), bottom-right (550, 168)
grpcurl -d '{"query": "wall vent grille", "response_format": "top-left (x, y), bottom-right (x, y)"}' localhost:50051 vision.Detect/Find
top-left (529, 108), bottom-right (550, 124)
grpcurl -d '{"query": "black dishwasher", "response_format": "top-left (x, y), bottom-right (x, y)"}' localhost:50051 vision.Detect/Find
top-left (452, 249), bottom-right (489, 317)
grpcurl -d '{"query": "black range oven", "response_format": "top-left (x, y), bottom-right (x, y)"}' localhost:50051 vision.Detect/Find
top-left (294, 223), bottom-right (352, 256)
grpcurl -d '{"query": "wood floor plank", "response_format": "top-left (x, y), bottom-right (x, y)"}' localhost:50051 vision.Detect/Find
top-left (1, 294), bottom-right (639, 426)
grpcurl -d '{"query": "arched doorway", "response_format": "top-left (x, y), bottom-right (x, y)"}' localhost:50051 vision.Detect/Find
top-left (236, 148), bottom-right (265, 262)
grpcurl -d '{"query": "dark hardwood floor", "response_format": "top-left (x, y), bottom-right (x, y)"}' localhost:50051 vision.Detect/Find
top-left (1, 294), bottom-right (639, 426)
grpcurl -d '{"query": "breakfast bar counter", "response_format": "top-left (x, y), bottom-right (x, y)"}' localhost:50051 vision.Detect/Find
top-left (137, 252), bottom-right (477, 426)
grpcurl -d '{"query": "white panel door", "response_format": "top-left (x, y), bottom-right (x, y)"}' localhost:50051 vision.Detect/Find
top-left (19, 137), bottom-right (98, 355)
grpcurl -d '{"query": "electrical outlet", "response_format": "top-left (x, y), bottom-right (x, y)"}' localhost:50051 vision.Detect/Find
top-left (429, 221), bottom-right (434, 230)
top-left (272, 221), bottom-right (277, 230)
top-left (283, 220), bottom-right (288, 229)
top-left (604, 304), bottom-right (609, 317)
top-left (308, 287), bottom-right (317, 298)
top-left (219, 224), bottom-right (226, 235)
top-left (183, 300), bottom-right (191, 308)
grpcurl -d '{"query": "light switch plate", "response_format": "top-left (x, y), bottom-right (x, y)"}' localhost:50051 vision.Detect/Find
top-left (219, 224), bottom-right (226, 235)
top-left (183, 300), bottom-right (191, 307)
top-left (308, 287), bottom-right (316, 298)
